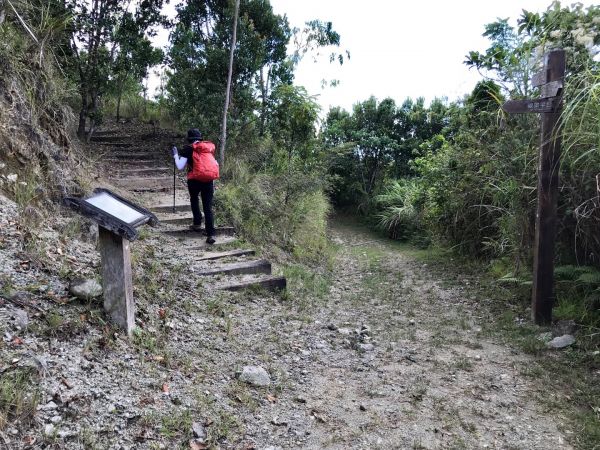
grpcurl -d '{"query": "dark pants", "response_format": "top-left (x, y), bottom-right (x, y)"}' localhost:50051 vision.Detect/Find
top-left (187, 179), bottom-right (215, 237)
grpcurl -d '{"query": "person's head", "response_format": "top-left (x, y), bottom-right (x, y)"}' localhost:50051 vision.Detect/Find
top-left (186, 128), bottom-right (202, 143)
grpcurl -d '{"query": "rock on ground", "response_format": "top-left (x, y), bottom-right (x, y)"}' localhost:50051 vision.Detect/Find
top-left (239, 365), bottom-right (271, 387)
top-left (69, 278), bottom-right (103, 300)
top-left (547, 334), bottom-right (576, 349)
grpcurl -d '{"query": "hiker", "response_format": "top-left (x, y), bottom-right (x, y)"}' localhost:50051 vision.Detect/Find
top-left (171, 128), bottom-right (219, 244)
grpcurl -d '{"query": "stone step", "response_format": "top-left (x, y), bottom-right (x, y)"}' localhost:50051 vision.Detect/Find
top-left (155, 238), bottom-right (240, 263)
top-left (116, 168), bottom-right (171, 177)
top-left (103, 153), bottom-right (162, 160)
top-left (112, 177), bottom-right (175, 191)
top-left (104, 159), bottom-right (165, 166)
top-left (217, 275), bottom-right (287, 292)
top-left (197, 259), bottom-right (271, 277)
top-left (157, 216), bottom-right (194, 226)
top-left (93, 130), bottom-right (121, 136)
top-left (150, 204), bottom-right (191, 213)
top-left (186, 236), bottom-right (238, 249)
top-left (196, 249), bottom-right (255, 261)
top-left (158, 216), bottom-right (230, 227)
top-left (112, 176), bottom-right (173, 184)
top-left (124, 186), bottom-right (171, 193)
top-left (162, 227), bottom-right (235, 237)
top-left (97, 142), bottom-right (135, 148)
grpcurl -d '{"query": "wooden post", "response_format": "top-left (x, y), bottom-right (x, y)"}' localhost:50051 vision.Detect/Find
top-left (531, 50), bottom-right (566, 325)
top-left (98, 226), bottom-right (135, 335)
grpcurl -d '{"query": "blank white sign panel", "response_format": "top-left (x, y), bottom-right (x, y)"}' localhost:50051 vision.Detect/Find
top-left (84, 192), bottom-right (145, 224)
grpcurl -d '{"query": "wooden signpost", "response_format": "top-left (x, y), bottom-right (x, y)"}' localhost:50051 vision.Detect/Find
top-left (65, 188), bottom-right (158, 335)
top-left (502, 49), bottom-right (566, 325)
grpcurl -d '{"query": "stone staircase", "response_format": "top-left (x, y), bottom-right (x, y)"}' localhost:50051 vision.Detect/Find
top-left (94, 125), bottom-right (286, 293)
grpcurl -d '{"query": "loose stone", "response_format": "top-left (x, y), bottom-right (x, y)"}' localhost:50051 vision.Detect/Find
top-left (239, 366), bottom-right (271, 387)
top-left (547, 334), bottom-right (576, 349)
top-left (69, 278), bottom-right (103, 300)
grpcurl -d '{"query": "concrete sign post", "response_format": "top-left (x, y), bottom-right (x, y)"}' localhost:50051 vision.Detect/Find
top-left (64, 188), bottom-right (158, 335)
top-left (98, 227), bottom-right (135, 333)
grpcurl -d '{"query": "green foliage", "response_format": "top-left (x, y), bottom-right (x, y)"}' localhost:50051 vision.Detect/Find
top-left (375, 179), bottom-right (425, 242)
top-left (63, 0), bottom-right (165, 136)
top-left (283, 264), bottom-right (331, 310)
top-left (111, 10), bottom-right (164, 121)
top-left (167, 0), bottom-right (290, 138)
top-left (554, 265), bottom-right (600, 326)
top-left (216, 158), bottom-right (330, 265)
top-left (323, 96), bottom-right (450, 210)
top-left (290, 19), bottom-right (349, 66)
top-left (214, 82), bottom-right (331, 264)
top-left (465, 2), bottom-right (600, 95)
top-left (465, 18), bottom-right (537, 97)
top-left (322, 2), bottom-right (599, 331)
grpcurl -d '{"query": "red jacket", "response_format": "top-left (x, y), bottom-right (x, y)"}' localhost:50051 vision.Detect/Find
top-left (188, 141), bottom-right (219, 182)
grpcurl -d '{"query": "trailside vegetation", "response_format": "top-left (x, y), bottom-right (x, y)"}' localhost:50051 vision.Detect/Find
top-left (322, 2), bottom-right (600, 326)
top-left (164, 0), bottom-right (345, 264)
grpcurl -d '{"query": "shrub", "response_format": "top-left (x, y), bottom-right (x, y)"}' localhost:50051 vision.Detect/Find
top-left (215, 157), bottom-right (331, 265)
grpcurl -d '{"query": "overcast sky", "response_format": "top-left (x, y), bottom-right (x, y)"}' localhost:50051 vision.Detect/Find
top-left (150, 1), bottom-right (596, 113)
top-left (268, 0), bottom-right (596, 113)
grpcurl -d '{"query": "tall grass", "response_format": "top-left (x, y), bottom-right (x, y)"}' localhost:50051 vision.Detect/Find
top-left (559, 68), bottom-right (600, 267)
top-left (215, 158), bottom-right (331, 265)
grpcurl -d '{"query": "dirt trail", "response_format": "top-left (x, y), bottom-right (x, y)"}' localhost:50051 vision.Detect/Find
top-left (213, 218), bottom-right (570, 450)
top-left (259, 219), bottom-right (570, 449)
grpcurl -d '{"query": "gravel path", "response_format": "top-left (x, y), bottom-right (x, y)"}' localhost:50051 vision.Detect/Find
top-left (0, 185), bottom-right (573, 449)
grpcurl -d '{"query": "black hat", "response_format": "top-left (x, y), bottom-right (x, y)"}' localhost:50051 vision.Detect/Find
top-left (186, 128), bottom-right (202, 142)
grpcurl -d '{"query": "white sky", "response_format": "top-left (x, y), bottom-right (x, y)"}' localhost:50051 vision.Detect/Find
top-left (268, 0), bottom-right (596, 112)
top-left (150, 0), bottom-right (596, 113)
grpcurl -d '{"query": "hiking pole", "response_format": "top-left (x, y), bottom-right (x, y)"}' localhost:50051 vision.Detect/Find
top-left (171, 143), bottom-right (176, 213)
top-left (173, 159), bottom-right (176, 213)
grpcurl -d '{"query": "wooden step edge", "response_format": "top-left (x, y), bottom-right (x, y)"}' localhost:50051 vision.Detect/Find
top-left (157, 217), bottom-right (195, 226)
top-left (217, 276), bottom-right (287, 292)
top-left (158, 218), bottom-right (232, 227)
top-left (196, 259), bottom-right (271, 277)
top-left (91, 130), bottom-right (120, 136)
top-left (196, 249), bottom-right (255, 261)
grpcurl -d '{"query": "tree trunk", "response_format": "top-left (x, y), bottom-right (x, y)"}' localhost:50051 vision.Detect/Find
top-left (77, 90), bottom-right (88, 138)
top-left (219, 0), bottom-right (240, 167)
top-left (86, 88), bottom-right (100, 142)
top-left (116, 90), bottom-right (122, 122)
top-left (0, 0), bottom-right (6, 26)
top-left (258, 67), bottom-right (271, 137)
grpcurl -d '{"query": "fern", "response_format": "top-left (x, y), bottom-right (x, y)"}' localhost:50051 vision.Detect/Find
top-left (555, 265), bottom-right (581, 280)
top-left (576, 271), bottom-right (600, 285)
top-left (554, 265), bottom-right (599, 281)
